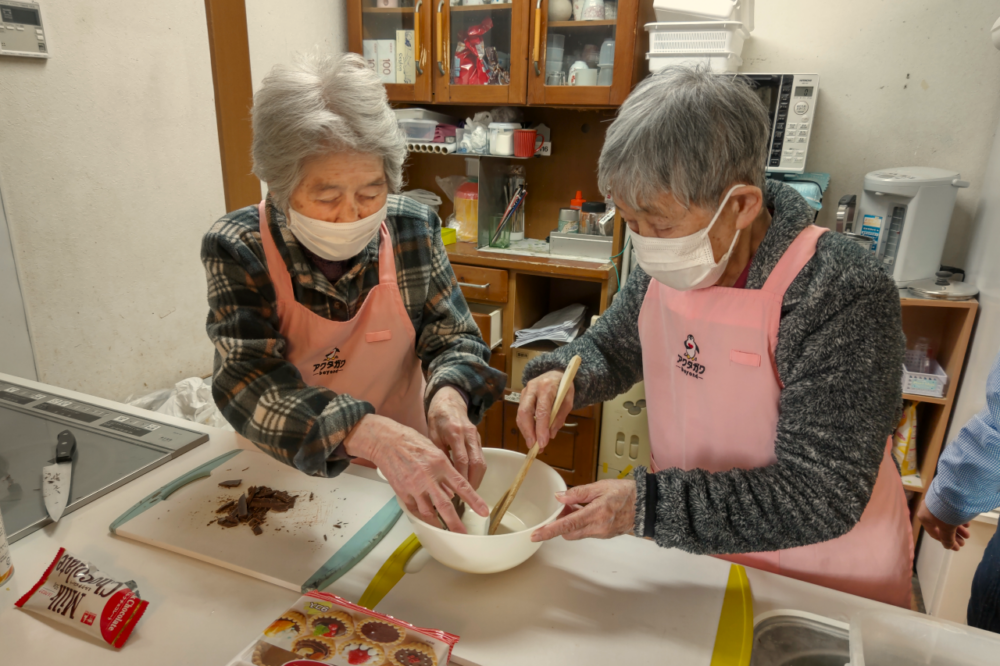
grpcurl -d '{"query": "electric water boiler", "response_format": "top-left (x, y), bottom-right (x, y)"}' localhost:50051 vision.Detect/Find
top-left (851, 167), bottom-right (970, 287)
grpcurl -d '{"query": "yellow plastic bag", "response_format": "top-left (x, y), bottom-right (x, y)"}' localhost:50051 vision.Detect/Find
top-left (892, 401), bottom-right (918, 476)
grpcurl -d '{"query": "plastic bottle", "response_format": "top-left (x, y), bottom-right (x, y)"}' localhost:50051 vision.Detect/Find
top-left (453, 158), bottom-right (480, 243)
top-left (570, 191), bottom-right (585, 211)
top-left (0, 509), bottom-right (12, 585)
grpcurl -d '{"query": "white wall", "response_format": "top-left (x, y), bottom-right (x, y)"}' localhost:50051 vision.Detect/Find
top-left (741, 0), bottom-right (1000, 268)
top-left (245, 0), bottom-right (348, 198)
top-left (945, 118), bottom-right (1000, 445)
top-left (246, 0), bottom-right (348, 89)
top-left (0, 0), bottom-right (225, 400)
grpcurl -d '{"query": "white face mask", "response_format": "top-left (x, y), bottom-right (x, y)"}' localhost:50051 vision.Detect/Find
top-left (632, 184), bottom-right (745, 291)
top-left (286, 202), bottom-right (387, 262)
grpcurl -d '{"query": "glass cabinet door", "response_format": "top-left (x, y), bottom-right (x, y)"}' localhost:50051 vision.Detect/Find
top-left (527, 0), bottom-right (638, 106)
top-left (433, 0), bottom-right (529, 104)
top-left (349, 0), bottom-right (433, 102)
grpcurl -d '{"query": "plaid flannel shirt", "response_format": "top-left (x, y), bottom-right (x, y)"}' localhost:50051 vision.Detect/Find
top-left (202, 194), bottom-right (506, 478)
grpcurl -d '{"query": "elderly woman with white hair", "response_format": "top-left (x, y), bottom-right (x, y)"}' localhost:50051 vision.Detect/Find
top-left (517, 67), bottom-right (914, 607)
top-left (202, 53), bottom-right (504, 533)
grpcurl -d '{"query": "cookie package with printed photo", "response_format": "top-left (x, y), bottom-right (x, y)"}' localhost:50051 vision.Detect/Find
top-left (226, 590), bottom-right (459, 666)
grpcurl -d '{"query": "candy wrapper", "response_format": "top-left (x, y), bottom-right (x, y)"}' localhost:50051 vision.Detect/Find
top-left (227, 591), bottom-right (459, 666)
top-left (15, 547), bottom-right (149, 649)
top-left (454, 18), bottom-right (492, 86)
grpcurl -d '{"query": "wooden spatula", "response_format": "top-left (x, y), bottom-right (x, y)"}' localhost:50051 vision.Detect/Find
top-left (489, 355), bottom-right (582, 535)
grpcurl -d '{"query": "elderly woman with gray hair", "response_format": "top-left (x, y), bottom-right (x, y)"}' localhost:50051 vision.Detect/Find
top-left (202, 53), bottom-right (504, 533)
top-left (518, 67), bottom-right (914, 607)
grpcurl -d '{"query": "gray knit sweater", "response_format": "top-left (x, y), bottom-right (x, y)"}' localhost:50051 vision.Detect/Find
top-left (523, 181), bottom-right (905, 555)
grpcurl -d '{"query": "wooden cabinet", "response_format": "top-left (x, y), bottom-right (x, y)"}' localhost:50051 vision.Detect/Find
top-left (526, 0), bottom-right (641, 106)
top-left (433, 1), bottom-right (530, 104)
top-left (453, 264), bottom-right (509, 303)
top-left (503, 401), bottom-right (596, 486)
top-left (347, 0), bottom-right (644, 106)
top-left (348, 1), bottom-right (435, 102)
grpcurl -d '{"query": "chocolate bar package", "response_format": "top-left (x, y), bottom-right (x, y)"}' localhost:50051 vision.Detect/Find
top-left (227, 591), bottom-right (459, 666)
top-left (15, 547), bottom-right (149, 648)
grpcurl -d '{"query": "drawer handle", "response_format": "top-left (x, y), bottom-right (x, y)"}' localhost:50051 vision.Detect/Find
top-left (559, 422), bottom-right (578, 430)
top-left (458, 281), bottom-right (491, 289)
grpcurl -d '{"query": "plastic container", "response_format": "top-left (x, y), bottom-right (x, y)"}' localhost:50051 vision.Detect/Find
top-left (849, 609), bottom-right (1000, 666)
top-left (454, 181), bottom-right (479, 243)
top-left (647, 51), bottom-right (742, 74)
top-left (646, 21), bottom-right (749, 56)
top-left (393, 107), bottom-right (458, 125)
top-left (0, 509), bottom-right (12, 585)
top-left (902, 354), bottom-right (947, 398)
top-left (399, 119), bottom-right (438, 141)
top-left (580, 201), bottom-right (607, 235)
top-left (652, 0), bottom-right (755, 32)
top-left (488, 122), bottom-right (520, 156)
top-left (599, 38), bottom-right (615, 65)
top-left (598, 64), bottom-right (613, 86)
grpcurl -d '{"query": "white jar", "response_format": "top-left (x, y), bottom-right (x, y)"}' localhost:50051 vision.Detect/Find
top-left (488, 122), bottom-right (519, 156)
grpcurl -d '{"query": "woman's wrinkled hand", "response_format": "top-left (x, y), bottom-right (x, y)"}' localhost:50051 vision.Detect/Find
top-left (344, 414), bottom-right (488, 533)
top-left (516, 369), bottom-right (575, 450)
top-left (531, 479), bottom-right (636, 542)
top-left (427, 387), bottom-right (486, 489)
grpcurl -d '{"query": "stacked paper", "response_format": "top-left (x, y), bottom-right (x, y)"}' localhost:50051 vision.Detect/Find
top-left (512, 304), bottom-right (587, 348)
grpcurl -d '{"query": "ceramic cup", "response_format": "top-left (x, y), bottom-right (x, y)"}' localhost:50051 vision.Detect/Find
top-left (571, 67), bottom-right (598, 86)
top-left (378, 0), bottom-right (400, 6)
top-left (514, 129), bottom-right (544, 157)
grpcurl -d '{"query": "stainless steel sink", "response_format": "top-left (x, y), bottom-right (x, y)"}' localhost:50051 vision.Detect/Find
top-left (750, 611), bottom-right (850, 666)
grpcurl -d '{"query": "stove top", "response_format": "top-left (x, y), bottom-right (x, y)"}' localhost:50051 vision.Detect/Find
top-left (0, 378), bottom-right (208, 542)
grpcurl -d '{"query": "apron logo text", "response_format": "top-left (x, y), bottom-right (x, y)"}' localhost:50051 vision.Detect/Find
top-left (677, 335), bottom-right (706, 379)
top-left (313, 348), bottom-right (347, 376)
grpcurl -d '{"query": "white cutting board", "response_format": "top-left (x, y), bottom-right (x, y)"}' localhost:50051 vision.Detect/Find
top-left (111, 449), bottom-right (400, 592)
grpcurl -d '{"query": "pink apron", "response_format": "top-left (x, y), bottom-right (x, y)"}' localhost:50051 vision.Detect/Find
top-left (638, 225), bottom-right (913, 608)
top-left (249, 201), bottom-right (428, 464)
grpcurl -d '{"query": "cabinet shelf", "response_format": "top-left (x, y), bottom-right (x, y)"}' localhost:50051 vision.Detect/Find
top-left (362, 7), bottom-right (411, 14)
top-left (903, 393), bottom-right (948, 406)
top-left (451, 4), bottom-right (512, 11)
top-left (547, 19), bottom-right (617, 27)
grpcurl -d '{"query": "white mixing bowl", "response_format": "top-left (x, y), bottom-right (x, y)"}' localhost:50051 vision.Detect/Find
top-left (395, 448), bottom-right (567, 574)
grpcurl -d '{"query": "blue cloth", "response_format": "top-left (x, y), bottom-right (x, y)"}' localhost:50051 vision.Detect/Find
top-left (924, 351), bottom-right (1000, 525)
top-left (968, 524), bottom-right (1000, 633)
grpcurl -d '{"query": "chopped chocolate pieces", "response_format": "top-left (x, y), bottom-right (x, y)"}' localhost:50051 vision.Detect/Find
top-left (249, 496), bottom-right (296, 512)
top-left (323, 534), bottom-right (328, 541)
top-left (218, 479), bottom-right (242, 488)
top-left (213, 486), bottom-right (297, 536)
top-left (309, 492), bottom-right (314, 501)
top-left (217, 514), bottom-right (239, 527)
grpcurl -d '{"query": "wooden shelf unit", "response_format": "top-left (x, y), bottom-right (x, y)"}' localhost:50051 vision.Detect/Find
top-left (898, 295), bottom-right (978, 540)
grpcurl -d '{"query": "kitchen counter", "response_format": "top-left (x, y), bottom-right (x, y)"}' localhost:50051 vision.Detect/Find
top-left (0, 373), bottom-right (892, 665)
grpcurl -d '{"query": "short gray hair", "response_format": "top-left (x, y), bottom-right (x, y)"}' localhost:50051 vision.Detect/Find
top-left (251, 53), bottom-right (407, 210)
top-left (598, 66), bottom-right (770, 211)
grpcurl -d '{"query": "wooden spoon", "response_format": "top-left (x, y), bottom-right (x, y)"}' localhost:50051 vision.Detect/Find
top-left (489, 355), bottom-right (582, 535)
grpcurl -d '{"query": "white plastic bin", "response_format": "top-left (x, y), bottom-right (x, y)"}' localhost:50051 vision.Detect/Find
top-left (646, 21), bottom-right (748, 56)
top-left (399, 119), bottom-right (438, 141)
top-left (849, 609), bottom-right (1000, 666)
top-left (901, 354), bottom-right (948, 397)
top-left (647, 51), bottom-right (742, 74)
top-left (653, 0), bottom-right (754, 32)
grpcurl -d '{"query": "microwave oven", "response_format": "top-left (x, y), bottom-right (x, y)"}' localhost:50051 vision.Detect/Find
top-left (737, 74), bottom-right (819, 174)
